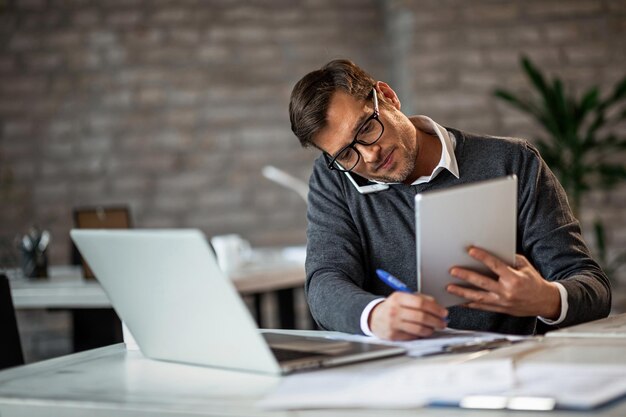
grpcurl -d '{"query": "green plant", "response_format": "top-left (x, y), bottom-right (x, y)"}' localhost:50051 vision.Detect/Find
top-left (494, 56), bottom-right (626, 283)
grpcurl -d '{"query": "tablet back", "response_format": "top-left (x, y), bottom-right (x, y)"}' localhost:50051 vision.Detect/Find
top-left (415, 176), bottom-right (517, 307)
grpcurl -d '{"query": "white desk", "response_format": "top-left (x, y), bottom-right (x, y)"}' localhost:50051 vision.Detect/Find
top-left (1, 332), bottom-right (626, 417)
top-left (8, 265), bottom-right (110, 309)
top-left (8, 247), bottom-right (306, 327)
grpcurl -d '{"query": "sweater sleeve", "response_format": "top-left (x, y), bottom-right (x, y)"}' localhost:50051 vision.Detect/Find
top-left (517, 142), bottom-right (611, 327)
top-left (305, 158), bottom-right (381, 334)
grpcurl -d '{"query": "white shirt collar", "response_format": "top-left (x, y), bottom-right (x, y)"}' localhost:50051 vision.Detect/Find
top-left (370, 116), bottom-right (459, 186)
top-left (409, 115), bottom-right (459, 185)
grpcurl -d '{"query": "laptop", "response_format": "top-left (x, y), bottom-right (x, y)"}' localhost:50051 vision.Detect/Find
top-left (415, 175), bottom-right (517, 307)
top-left (70, 229), bottom-right (404, 375)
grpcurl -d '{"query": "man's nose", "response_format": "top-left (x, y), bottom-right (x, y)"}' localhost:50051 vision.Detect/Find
top-left (355, 143), bottom-right (382, 164)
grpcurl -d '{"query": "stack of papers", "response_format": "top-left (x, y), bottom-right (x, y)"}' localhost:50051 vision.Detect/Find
top-left (258, 356), bottom-right (514, 409)
top-left (259, 331), bottom-right (626, 411)
top-left (324, 328), bottom-right (527, 357)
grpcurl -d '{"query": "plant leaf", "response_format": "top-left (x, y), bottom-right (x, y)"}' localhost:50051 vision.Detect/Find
top-left (588, 135), bottom-right (626, 151)
top-left (597, 163), bottom-right (626, 188)
top-left (575, 86), bottom-right (600, 130)
top-left (494, 88), bottom-right (562, 139)
top-left (493, 89), bottom-right (537, 116)
top-left (521, 57), bottom-right (572, 143)
top-left (593, 220), bottom-right (607, 262)
top-left (521, 56), bottom-right (550, 100)
top-left (535, 139), bottom-right (561, 171)
top-left (600, 75), bottom-right (626, 109)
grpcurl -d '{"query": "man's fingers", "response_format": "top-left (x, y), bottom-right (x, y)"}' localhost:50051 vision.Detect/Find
top-left (386, 329), bottom-right (429, 341)
top-left (396, 321), bottom-right (437, 338)
top-left (449, 267), bottom-right (500, 293)
top-left (394, 292), bottom-right (448, 319)
top-left (464, 302), bottom-right (509, 314)
top-left (373, 293), bottom-right (449, 340)
top-left (468, 246), bottom-right (509, 275)
top-left (397, 308), bottom-right (447, 330)
top-left (446, 284), bottom-right (501, 305)
top-left (515, 254), bottom-right (530, 268)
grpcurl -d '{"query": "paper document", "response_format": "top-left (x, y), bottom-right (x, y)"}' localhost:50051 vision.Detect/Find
top-left (259, 337), bottom-right (626, 411)
top-left (258, 357), bottom-right (514, 410)
top-left (324, 328), bottom-right (528, 357)
top-left (439, 340), bottom-right (626, 411)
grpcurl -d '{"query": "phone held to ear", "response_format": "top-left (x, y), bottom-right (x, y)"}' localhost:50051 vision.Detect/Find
top-left (344, 171), bottom-right (389, 194)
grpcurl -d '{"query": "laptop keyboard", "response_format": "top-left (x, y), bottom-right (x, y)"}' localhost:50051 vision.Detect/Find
top-left (271, 347), bottom-right (322, 362)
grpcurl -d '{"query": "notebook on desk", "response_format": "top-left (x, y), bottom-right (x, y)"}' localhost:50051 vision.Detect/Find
top-left (70, 229), bottom-right (404, 375)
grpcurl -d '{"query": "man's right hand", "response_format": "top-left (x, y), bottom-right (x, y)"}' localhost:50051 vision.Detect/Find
top-left (369, 292), bottom-right (448, 340)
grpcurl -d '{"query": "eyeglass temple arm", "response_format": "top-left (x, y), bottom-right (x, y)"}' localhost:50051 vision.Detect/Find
top-left (372, 87), bottom-right (379, 112)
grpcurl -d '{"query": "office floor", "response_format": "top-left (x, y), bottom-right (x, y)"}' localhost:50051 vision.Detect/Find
top-left (15, 288), bottom-right (312, 363)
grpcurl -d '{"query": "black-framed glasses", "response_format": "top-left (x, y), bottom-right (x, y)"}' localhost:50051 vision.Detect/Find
top-left (324, 88), bottom-right (385, 172)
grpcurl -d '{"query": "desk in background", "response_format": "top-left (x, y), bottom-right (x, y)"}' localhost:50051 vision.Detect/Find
top-left (8, 248), bottom-right (309, 352)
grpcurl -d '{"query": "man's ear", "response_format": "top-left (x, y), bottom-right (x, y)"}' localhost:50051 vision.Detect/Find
top-left (375, 81), bottom-right (401, 110)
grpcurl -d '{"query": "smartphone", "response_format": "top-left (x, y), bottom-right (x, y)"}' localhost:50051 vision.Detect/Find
top-left (344, 171), bottom-right (389, 194)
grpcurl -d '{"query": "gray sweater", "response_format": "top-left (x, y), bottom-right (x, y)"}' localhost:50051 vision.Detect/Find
top-left (305, 127), bottom-right (611, 335)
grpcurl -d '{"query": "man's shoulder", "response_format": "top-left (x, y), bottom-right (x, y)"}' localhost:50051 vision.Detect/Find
top-left (454, 128), bottom-right (529, 148)
top-left (452, 128), bottom-right (540, 158)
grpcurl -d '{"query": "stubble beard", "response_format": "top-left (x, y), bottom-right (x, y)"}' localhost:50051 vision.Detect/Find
top-left (365, 110), bottom-right (419, 184)
top-left (370, 145), bottom-right (417, 184)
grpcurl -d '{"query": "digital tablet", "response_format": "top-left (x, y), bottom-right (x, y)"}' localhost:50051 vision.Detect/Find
top-left (415, 176), bottom-right (517, 307)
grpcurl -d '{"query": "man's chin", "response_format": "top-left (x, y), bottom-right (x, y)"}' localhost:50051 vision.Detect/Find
top-left (371, 165), bottom-right (414, 184)
top-left (371, 175), bottom-right (401, 184)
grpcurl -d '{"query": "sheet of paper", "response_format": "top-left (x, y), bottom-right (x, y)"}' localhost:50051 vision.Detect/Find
top-left (258, 358), bottom-right (514, 410)
top-left (260, 339), bottom-right (626, 411)
top-left (511, 366), bottom-right (626, 409)
top-left (438, 342), bottom-right (626, 410)
top-left (323, 328), bottom-right (528, 357)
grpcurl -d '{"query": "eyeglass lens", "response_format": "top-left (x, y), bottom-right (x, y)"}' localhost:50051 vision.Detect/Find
top-left (335, 118), bottom-right (384, 170)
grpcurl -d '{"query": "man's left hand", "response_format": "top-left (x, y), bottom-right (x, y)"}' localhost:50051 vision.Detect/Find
top-left (446, 246), bottom-right (561, 319)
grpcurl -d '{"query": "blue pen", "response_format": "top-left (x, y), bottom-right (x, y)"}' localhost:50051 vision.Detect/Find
top-left (376, 269), bottom-right (412, 293)
top-left (377, 269), bottom-right (450, 324)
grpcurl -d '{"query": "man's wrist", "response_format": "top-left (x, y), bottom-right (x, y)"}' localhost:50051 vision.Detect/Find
top-left (539, 282), bottom-right (561, 320)
top-left (539, 282), bottom-right (569, 325)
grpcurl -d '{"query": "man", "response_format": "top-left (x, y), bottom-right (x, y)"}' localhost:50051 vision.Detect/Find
top-left (289, 59), bottom-right (611, 340)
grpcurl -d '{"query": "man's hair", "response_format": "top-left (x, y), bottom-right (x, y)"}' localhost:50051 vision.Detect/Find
top-left (289, 59), bottom-right (376, 148)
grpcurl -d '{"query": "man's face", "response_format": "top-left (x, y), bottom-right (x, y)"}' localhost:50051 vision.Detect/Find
top-left (314, 88), bottom-right (419, 184)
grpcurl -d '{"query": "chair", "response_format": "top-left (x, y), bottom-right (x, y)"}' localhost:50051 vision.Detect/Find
top-left (72, 206), bottom-right (132, 279)
top-left (0, 274), bottom-right (25, 370)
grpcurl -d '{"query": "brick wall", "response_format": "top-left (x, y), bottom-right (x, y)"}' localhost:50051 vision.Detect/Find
top-left (1, 0), bottom-right (625, 293)
top-left (0, 0), bottom-right (387, 265)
